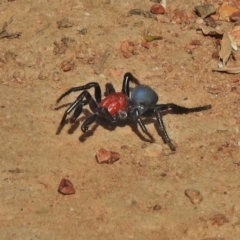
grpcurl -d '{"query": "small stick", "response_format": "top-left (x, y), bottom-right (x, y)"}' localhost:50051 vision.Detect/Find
top-left (94, 49), bottom-right (111, 74)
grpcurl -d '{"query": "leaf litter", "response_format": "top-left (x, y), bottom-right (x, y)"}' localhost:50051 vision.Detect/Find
top-left (194, 2), bottom-right (240, 74)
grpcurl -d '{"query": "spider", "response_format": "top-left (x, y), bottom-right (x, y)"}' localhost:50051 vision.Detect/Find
top-left (56, 72), bottom-right (211, 151)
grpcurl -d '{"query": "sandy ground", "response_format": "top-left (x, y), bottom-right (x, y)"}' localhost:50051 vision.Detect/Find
top-left (1, 0), bottom-right (240, 239)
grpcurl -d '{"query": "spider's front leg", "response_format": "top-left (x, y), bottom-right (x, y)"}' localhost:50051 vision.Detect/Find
top-left (81, 107), bottom-right (117, 133)
top-left (56, 82), bottom-right (102, 134)
top-left (56, 91), bottom-right (97, 135)
top-left (56, 82), bottom-right (102, 104)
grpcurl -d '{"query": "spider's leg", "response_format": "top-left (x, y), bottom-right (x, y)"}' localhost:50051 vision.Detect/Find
top-left (58, 91), bottom-right (88, 126)
top-left (121, 72), bottom-right (140, 97)
top-left (132, 108), bottom-right (154, 142)
top-left (56, 91), bottom-right (96, 134)
top-left (71, 92), bottom-right (98, 123)
top-left (154, 103), bottom-right (212, 114)
top-left (105, 83), bottom-right (116, 96)
top-left (154, 109), bottom-right (176, 151)
top-left (152, 103), bottom-right (211, 151)
top-left (56, 82), bottom-right (102, 104)
top-left (81, 114), bottom-right (98, 133)
top-left (81, 107), bottom-right (117, 132)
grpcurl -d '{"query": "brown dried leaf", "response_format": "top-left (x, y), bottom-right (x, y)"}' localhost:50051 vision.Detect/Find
top-left (209, 213), bottom-right (229, 226)
top-left (218, 33), bottom-right (232, 68)
top-left (228, 25), bottom-right (240, 47)
top-left (144, 35), bottom-right (163, 42)
top-left (212, 66), bottom-right (240, 74)
top-left (185, 189), bottom-right (203, 204)
top-left (229, 10), bottom-right (240, 22)
top-left (197, 26), bottom-right (223, 37)
top-left (218, 5), bottom-right (239, 22)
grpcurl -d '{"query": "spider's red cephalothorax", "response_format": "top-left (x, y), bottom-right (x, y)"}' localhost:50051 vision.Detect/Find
top-left (99, 92), bottom-right (128, 115)
top-left (56, 72), bottom-right (211, 151)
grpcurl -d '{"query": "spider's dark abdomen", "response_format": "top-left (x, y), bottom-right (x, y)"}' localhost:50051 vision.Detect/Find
top-left (99, 92), bottom-right (128, 115)
top-left (131, 85), bottom-right (158, 106)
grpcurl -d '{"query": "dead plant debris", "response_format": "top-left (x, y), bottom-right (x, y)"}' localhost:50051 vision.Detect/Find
top-left (209, 214), bottom-right (229, 226)
top-left (185, 189), bottom-right (203, 204)
top-left (127, 9), bottom-right (156, 19)
top-left (57, 18), bottom-right (74, 29)
top-left (144, 35), bottom-right (163, 42)
top-left (0, 16), bottom-right (21, 39)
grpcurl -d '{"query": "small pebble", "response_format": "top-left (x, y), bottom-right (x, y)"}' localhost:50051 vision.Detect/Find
top-left (96, 148), bottom-right (120, 164)
top-left (58, 178), bottom-right (75, 195)
top-left (150, 3), bottom-right (165, 15)
top-left (185, 189), bottom-right (203, 204)
top-left (38, 71), bottom-right (48, 80)
top-left (195, 4), bottom-right (216, 18)
top-left (61, 61), bottom-right (74, 72)
top-left (205, 16), bottom-right (217, 28)
top-left (78, 28), bottom-right (87, 35)
top-left (153, 204), bottom-right (162, 211)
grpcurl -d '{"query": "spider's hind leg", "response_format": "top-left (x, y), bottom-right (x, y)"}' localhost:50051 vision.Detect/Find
top-left (154, 110), bottom-right (176, 151)
top-left (162, 103), bottom-right (212, 114)
top-left (152, 103), bottom-right (211, 151)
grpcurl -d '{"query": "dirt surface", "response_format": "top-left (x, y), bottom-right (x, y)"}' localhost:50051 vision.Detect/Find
top-left (1, 0), bottom-right (240, 239)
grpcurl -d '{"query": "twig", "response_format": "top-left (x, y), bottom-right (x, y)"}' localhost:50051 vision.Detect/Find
top-left (94, 49), bottom-right (111, 74)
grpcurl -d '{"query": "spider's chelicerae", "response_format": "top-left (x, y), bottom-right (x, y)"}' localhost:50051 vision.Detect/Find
top-left (56, 72), bottom-right (211, 151)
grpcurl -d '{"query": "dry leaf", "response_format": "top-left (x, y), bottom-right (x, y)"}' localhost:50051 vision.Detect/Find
top-left (197, 26), bottom-right (223, 37)
top-left (212, 67), bottom-right (240, 74)
top-left (209, 214), bottom-right (229, 226)
top-left (144, 35), bottom-right (163, 42)
top-left (229, 10), bottom-right (240, 22)
top-left (218, 5), bottom-right (239, 21)
top-left (228, 25), bottom-right (240, 47)
top-left (185, 189), bottom-right (203, 204)
top-left (218, 33), bottom-right (232, 68)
